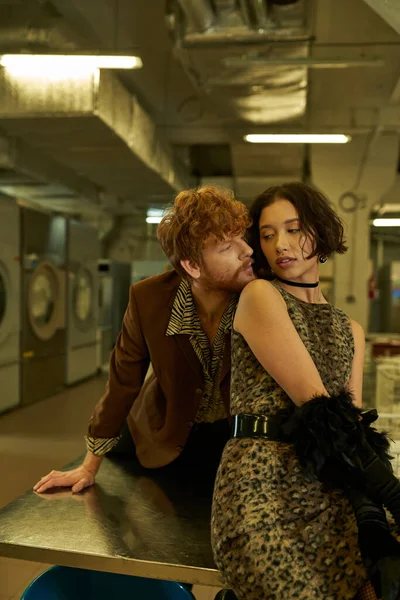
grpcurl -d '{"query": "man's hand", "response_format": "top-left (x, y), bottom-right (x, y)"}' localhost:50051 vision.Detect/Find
top-left (34, 465), bottom-right (96, 494)
top-left (33, 451), bottom-right (103, 494)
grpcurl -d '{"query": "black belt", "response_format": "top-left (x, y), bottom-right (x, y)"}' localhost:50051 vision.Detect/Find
top-left (231, 409), bottom-right (379, 442)
top-left (231, 413), bottom-right (287, 441)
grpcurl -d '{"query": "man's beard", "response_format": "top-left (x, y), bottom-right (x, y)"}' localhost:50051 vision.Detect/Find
top-left (201, 263), bottom-right (254, 293)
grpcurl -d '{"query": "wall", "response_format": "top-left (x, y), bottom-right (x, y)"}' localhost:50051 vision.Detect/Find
top-left (311, 132), bottom-right (399, 330)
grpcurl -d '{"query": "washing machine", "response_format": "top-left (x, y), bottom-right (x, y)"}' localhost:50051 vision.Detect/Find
top-left (20, 207), bottom-right (67, 406)
top-left (0, 195), bottom-right (20, 414)
top-left (66, 220), bottom-right (100, 385)
top-left (97, 260), bottom-right (131, 371)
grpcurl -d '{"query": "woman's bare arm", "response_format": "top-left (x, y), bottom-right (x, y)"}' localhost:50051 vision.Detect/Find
top-left (235, 280), bottom-right (328, 406)
top-left (347, 319), bottom-right (365, 408)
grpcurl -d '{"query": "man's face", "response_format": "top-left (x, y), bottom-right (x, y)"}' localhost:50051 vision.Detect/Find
top-left (197, 234), bottom-right (256, 292)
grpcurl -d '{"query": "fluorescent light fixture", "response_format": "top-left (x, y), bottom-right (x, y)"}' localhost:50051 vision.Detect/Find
top-left (373, 218), bottom-right (400, 227)
top-left (244, 134), bottom-right (351, 144)
top-left (146, 208), bottom-right (164, 224)
top-left (147, 208), bottom-right (164, 218)
top-left (0, 54), bottom-right (142, 77)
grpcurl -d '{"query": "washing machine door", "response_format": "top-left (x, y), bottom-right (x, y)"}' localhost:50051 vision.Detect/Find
top-left (28, 261), bottom-right (64, 341)
top-left (0, 253), bottom-right (16, 348)
top-left (0, 264), bottom-right (9, 344)
top-left (73, 267), bottom-right (95, 330)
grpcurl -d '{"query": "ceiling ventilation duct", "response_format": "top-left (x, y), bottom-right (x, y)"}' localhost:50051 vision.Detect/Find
top-left (0, 2), bottom-right (81, 52)
top-left (0, 69), bottom-right (191, 205)
top-left (166, 0), bottom-right (310, 124)
top-left (0, 132), bottom-right (106, 215)
top-left (361, 0), bottom-right (400, 37)
top-left (0, 26), bottom-right (77, 50)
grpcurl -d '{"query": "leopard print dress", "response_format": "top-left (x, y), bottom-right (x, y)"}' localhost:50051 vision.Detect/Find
top-left (211, 285), bottom-right (370, 600)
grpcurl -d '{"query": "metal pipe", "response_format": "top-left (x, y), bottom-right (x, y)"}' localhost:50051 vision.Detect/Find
top-left (181, 29), bottom-right (310, 45)
top-left (176, 0), bottom-right (216, 33)
top-left (239, 0), bottom-right (269, 29)
top-left (223, 56), bottom-right (385, 68)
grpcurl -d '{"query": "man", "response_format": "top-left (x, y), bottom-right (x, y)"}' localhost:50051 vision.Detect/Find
top-left (34, 186), bottom-right (255, 494)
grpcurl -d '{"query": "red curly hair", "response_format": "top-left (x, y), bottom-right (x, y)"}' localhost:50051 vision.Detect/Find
top-left (157, 186), bottom-right (250, 277)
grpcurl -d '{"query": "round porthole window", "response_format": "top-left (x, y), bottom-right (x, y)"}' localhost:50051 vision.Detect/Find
top-left (28, 262), bottom-right (60, 341)
top-left (74, 269), bottom-right (93, 326)
top-left (0, 271), bottom-right (6, 327)
top-left (31, 272), bottom-right (54, 326)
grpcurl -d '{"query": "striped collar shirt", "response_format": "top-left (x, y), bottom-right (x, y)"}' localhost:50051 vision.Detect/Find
top-left (166, 279), bottom-right (237, 423)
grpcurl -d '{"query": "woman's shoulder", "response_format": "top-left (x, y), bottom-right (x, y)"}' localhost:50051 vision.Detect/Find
top-left (239, 279), bottom-right (285, 306)
top-left (234, 279), bottom-right (287, 331)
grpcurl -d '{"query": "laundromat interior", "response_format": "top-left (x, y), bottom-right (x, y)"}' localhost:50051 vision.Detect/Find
top-left (0, 0), bottom-right (400, 598)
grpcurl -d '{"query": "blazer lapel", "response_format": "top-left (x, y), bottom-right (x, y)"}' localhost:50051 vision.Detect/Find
top-left (166, 279), bottom-right (204, 382)
top-left (173, 334), bottom-right (203, 382)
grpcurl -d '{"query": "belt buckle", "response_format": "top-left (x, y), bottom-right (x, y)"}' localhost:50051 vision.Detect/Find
top-left (232, 414), bottom-right (270, 438)
top-left (253, 414), bottom-right (269, 436)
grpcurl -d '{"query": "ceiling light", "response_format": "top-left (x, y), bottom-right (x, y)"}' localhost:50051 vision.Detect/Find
top-left (244, 134), bottom-right (351, 144)
top-left (147, 208), bottom-right (164, 218)
top-left (372, 218), bottom-right (400, 227)
top-left (0, 54), bottom-right (142, 77)
top-left (146, 208), bottom-right (165, 224)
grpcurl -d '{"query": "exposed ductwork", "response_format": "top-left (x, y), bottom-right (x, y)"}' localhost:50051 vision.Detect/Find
top-left (240, 0), bottom-right (269, 30)
top-left (0, 26), bottom-right (77, 50)
top-left (166, 0), bottom-right (310, 124)
top-left (362, 0), bottom-right (400, 37)
top-left (0, 68), bottom-right (191, 207)
top-left (176, 0), bottom-right (216, 33)
top-left (0, 1), bottom-right (192, 214)
top-left (167, 0), bottom-right (308, 45)
top-left (0, 1), bottom-right (83, 51)
top-left (0, 132), bottom-right (107, 215)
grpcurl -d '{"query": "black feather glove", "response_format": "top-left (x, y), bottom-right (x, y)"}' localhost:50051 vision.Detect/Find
top-left (280, 390), bottom-right (392, 488)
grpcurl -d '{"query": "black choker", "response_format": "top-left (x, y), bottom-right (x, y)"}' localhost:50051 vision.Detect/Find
top-left (276, 276), bottom-right (319, 289)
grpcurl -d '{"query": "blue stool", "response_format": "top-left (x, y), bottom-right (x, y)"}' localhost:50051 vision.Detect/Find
top-left (21, 565), bottom-right (196, 600)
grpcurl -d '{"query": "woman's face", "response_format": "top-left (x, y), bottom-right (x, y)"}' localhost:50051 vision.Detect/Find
top-left (259, 198), bottom-right (318, 280)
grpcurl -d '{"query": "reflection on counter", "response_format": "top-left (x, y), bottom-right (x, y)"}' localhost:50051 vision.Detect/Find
top-left (0, 455), bottom-right (221, 587)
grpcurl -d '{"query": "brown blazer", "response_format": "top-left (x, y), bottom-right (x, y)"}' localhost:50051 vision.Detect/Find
top-left (88, 270), bottom-right (231, 468)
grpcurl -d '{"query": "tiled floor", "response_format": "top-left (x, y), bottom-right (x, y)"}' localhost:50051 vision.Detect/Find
top-left (0, 375), bottom-right (220, 600)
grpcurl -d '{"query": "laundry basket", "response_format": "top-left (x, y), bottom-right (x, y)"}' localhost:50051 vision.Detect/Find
top-left (21, 566), bottom-right (196, 600)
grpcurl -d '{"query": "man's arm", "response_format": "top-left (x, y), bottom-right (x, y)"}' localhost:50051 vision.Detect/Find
top-left (87, 284), bottom-right (150, 441)
top-left (34, 285), bottom-right (151, 493)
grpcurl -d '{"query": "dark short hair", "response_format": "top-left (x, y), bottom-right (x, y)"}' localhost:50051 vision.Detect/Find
top-left (248, 182), bottom-right (347, 278)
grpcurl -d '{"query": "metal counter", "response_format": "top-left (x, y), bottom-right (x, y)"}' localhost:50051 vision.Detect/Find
top-left (0, 456), bottom-right (223, 586)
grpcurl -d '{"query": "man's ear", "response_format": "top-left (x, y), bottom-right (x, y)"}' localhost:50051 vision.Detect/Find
top-left (180, 259), bottom-right (201, 280)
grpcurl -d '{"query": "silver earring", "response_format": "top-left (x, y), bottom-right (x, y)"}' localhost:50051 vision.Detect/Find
top-left (319, 255), bottom-right (328, 264)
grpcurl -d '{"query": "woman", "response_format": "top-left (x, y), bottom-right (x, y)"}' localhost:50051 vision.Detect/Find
top-left (211, 183), bottom-right (400, 600)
